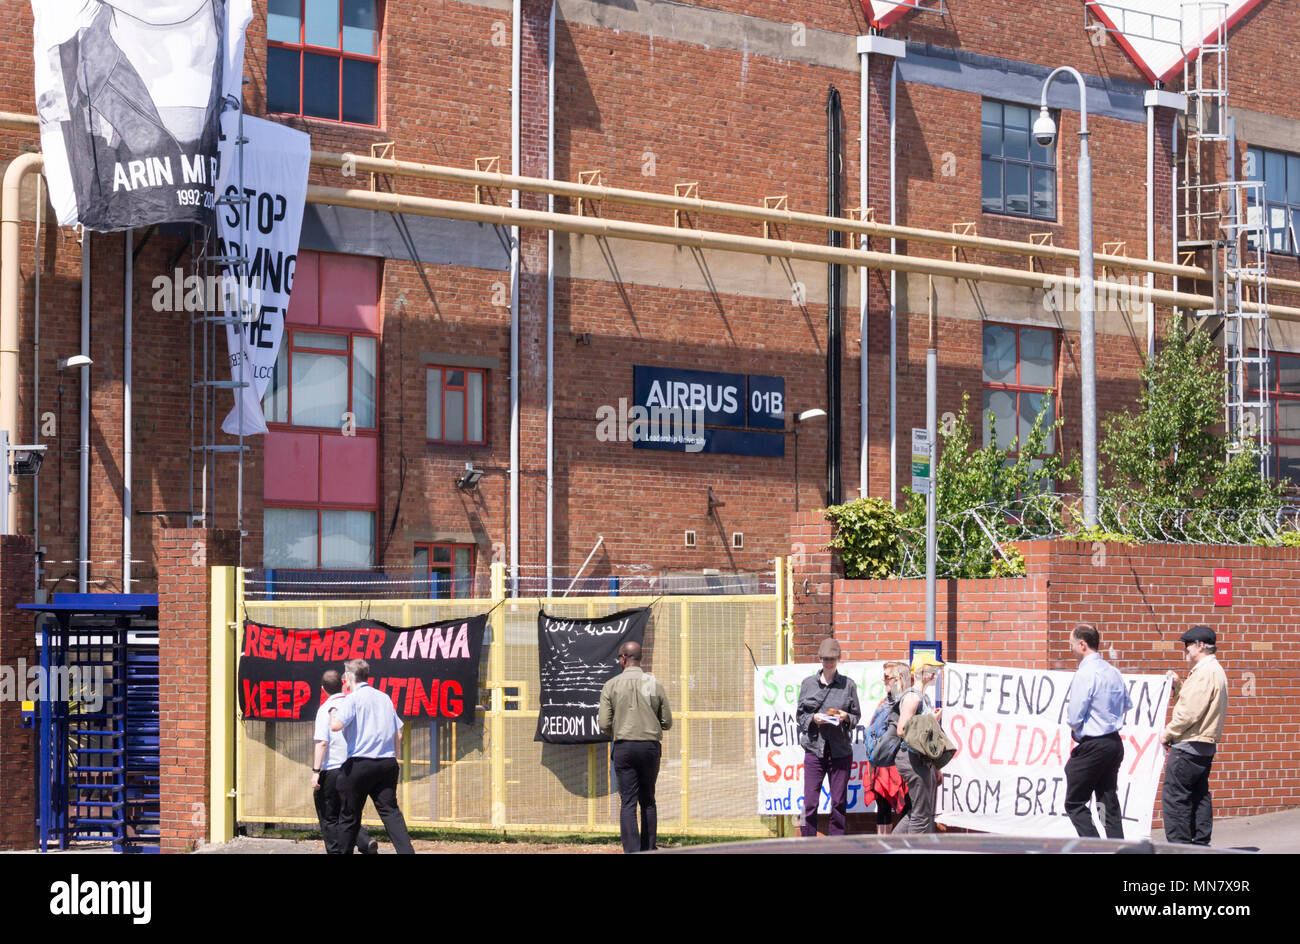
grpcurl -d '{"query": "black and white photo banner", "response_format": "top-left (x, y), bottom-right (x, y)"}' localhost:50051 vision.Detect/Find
top-left (32, 0), bottom-right (252, 231)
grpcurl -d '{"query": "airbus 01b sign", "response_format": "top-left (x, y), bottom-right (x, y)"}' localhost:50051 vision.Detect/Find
top-left (631, 366), bottom-right (785, 457)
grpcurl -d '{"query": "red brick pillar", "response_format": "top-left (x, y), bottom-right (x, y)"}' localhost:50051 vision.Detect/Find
top-left (156, 528), bottom-right (238, 853)
top-left (0, 536), bottom-right (35, 849)
top-left (791, 510), bottom-right (841, 661)
top-left (516, 0), bottom-right (554, 577)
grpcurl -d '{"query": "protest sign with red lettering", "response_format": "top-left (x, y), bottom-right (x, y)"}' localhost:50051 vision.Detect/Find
top-left (753, 662), bottom-right (890, 816)
top-left (237, 615), bottom-right (487, 722)
top-left (938, 662), bottom-right (1172, 838)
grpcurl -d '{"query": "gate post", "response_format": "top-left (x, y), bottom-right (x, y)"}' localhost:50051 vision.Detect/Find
top-left (0, 535), bottom-right (35, 849)
top-left (157, 528), bottom-right (238, 853)
top-left (208, 565), bottom-right (239, 844)
top-left (489, 561), bottom-right (506, 827)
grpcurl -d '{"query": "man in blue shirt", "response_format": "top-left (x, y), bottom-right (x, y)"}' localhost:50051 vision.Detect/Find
top-left (329, 659), bottom-right (415, 854)
top-left (1063, 624), bottom-right (1133, 839)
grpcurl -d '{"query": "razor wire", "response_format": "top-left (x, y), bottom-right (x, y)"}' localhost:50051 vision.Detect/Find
top-left (890, 494), bottom-right (1300, 579)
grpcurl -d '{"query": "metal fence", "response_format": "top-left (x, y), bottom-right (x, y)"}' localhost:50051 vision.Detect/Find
top-left (229, 562), bottom-right (791, 838)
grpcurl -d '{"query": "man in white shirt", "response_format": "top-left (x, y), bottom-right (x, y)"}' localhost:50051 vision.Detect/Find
top-left (330, 659), bottom-right (415, 854)
top-left (311, 670), bottom-right (377, 855)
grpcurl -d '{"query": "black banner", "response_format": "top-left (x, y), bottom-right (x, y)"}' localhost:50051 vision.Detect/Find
top-left (534, 608), bottom-right (650, 744)
top-left (238, 615), bottom-right (487, 723)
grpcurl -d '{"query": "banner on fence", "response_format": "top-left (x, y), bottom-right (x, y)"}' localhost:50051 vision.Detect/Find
top-left (238, 615), bottom-right (487, 722)
top-left (937, 662), bottom-right (1172, 838)
top-left (754, 662), bottom-right (889, 816)
top-left (535, 608), bottom-right (650, 744)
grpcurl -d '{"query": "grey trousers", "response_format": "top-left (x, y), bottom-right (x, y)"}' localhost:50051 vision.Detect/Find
top-left (892, 749), bottom-right (938, 834)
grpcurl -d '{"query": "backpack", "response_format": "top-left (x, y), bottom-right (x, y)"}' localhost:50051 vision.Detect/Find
top-left (865, 695), bottom-right (903, 767)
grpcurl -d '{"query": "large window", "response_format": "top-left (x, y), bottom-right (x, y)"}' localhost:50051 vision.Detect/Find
top-left (1249, 351), bottom-right (1300, 484)
top-left (267, 0), bottom-right (381, 125)
top-left (427, 367), bottom-right (486, 445)
top-left (265, 507), bottom-right (376, 568)
top-left (414, 544), bottom-right (475, 598)
top-left (982, 101), bottom-right (1056, 221)
top-left (982, 323), bottom-right (1057, 458)
top-left (265, 328), bottom-right (377, 429)
top-left (1246, 146), bottom-right (1300, 255)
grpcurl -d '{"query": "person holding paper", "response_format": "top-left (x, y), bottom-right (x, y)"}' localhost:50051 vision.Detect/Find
top-left (796, 637), bottom-right (861, 837)
top-left (1063, 624), bottom-right (1132, 839)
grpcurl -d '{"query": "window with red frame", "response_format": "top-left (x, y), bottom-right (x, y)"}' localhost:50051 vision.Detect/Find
top-left (264, 327), bottom-right (377, 429)
top-left (415, 544), bottom-right (476, 599)
top-left (982, 322), bottom-right (1058, 468)
top-left (426, 367), bottom-right (486, 444)
top-left (267, 0), bottom-right (381, 125)
top-left (265, 507), bottom-right (375, 569)
top-left (1250, 351), bottom-right (1300, 484)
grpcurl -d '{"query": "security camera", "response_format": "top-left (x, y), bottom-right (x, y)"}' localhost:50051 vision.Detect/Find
top-left (1032, 108), bottom-right (1057, 148)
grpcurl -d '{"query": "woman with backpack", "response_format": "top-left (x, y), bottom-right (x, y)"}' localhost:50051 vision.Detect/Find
top-left (865, 662), bottom-right (911, 832)
top-left (891, 652), bottom-right (945, 834)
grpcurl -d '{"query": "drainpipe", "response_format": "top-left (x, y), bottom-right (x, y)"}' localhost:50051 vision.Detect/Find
top-left (545, 0), bottom-right (555, 597)
top-left (826, 86), bottom-right (843, 506)
top-left (858, 43), bottom-right (869, 499)
top-left (33, 173), bottom-right (43, 591)
top-left (1, 153), bottom-right (43, 535)
top-left (1144, 89), bottom-right (1188, 352)
top-left (123, 229), bottom-right (132, 592)
top-left (509, 0), bottom-right (521, 596)
top-left (855, 35), bottom-right (905, 500)
top-left (79, 235), bottom-right (89, 592)
top-left (889, 59), bottom-right (898, 505)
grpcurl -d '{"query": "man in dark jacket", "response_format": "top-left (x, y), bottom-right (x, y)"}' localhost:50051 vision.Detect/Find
top-left (796, 637), bottom-right (861, 836)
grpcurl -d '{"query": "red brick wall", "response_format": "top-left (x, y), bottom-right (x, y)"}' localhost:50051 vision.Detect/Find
top-left (793, 514), bottom-right (1300, 821)
top-left (156, 529), bottom-right (238, 853)
top-left (0, 537), bottom-right (35, 849)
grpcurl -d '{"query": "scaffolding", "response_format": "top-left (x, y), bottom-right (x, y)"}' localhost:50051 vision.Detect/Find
top-left (189, 87), bottom-right (249, 538)
top-left (1176, 2), bottom-right (1271, 475)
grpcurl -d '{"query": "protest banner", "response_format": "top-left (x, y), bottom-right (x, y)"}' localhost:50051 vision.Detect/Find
top-left (937, 661), bottom-right (1172, 838)
top-left (238, 615), bottom-right (487, 722)
top-left (753, 662), bottom-right (888, 816)
top-left (535, 608), bottom-right (651, 743)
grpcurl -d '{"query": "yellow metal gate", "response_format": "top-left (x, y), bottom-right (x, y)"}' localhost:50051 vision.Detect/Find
top-left (211, 561), bottom-right (792, 840)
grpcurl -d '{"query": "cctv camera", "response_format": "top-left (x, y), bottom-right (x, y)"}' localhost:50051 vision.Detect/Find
top-left (1032, 108), bottom-right (1057, 148)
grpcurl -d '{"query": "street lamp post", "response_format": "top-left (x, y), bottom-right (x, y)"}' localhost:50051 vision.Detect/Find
top-left (1036, 67), bottom-right (1097, 528)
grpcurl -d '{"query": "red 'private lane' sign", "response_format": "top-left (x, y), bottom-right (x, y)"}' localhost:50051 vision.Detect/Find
top-left (1214, 569), bottom-right (1232, 606)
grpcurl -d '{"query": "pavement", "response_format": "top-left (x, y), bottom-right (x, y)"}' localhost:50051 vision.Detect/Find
top-left (1179, 807), bottom-right (1300, 853)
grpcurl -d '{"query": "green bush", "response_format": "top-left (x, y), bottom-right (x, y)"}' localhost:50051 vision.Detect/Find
top-left (824, 498), bottom-right (903, 579)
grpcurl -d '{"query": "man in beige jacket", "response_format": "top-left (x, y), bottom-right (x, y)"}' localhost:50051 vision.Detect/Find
top-left (1160, 625), bottom-right (1228, 845)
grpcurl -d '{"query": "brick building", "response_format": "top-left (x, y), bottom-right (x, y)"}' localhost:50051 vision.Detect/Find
top-left (1, 0), bottom-right (1298, 599)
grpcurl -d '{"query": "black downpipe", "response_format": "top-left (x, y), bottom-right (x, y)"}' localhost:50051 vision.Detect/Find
top-left (826, 86), bottom-right (844, 505)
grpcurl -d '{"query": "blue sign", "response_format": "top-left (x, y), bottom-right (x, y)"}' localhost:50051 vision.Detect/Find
top-left (631, 366), bottom-right (785, 458)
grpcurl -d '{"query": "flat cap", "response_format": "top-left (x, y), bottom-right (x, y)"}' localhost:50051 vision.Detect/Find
top-left (1179, 625), bottom-right (1216, 646)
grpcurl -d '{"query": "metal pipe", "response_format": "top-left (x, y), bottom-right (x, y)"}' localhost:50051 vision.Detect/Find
top-left (1146, 95), bottom-right (1155, 362)
top-left (123, 229), bottom-right (132, 592)
top-left (509, 0), bottom-right (521, 597)
top-left (33, 172), bottom-right (42, 589)
top-left (563, 534), bottom-right (604, 598)
top-left (546, 0), bottom-right (555, 598)
top-left (1041, 66), bottom-right (1097, 528)
top-left (4, 105), bottom-right (1298, 293)
top-left (827, 86), bottom-right (843, 506)
top-left (859, 48), bottom-right (870, 499)
top-left (303, 183), bottom-right (1300, 319)
top-left (0, 152), bottom-right (43, 536)
top-left (925, 278), bottom-right (936, 643)
top-left (889, 60), bottom-right (898, 505)
top-left (79, 234), bottom-right (89, 592)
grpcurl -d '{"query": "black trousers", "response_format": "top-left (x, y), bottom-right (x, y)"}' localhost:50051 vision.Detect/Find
top-left (1064, 732), bottom-right (1125, 839)
top-left (337, 757), bottom-right (415, 855)
top-left (612, 740), bottom-right (661, 854)
top-left (314, 768), bottom-right (374, 854)
top-left (1162, 748), bottom-right (1214, 845)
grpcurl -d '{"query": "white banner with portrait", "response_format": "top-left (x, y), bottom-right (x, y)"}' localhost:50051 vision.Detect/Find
top-left (32, 0), bottom-right (252, 231)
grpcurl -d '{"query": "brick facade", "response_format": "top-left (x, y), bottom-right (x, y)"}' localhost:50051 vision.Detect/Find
top-left (156, 529), bottom-right (238, 853)
top-left (0, 537), bottom-right (35, 849)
